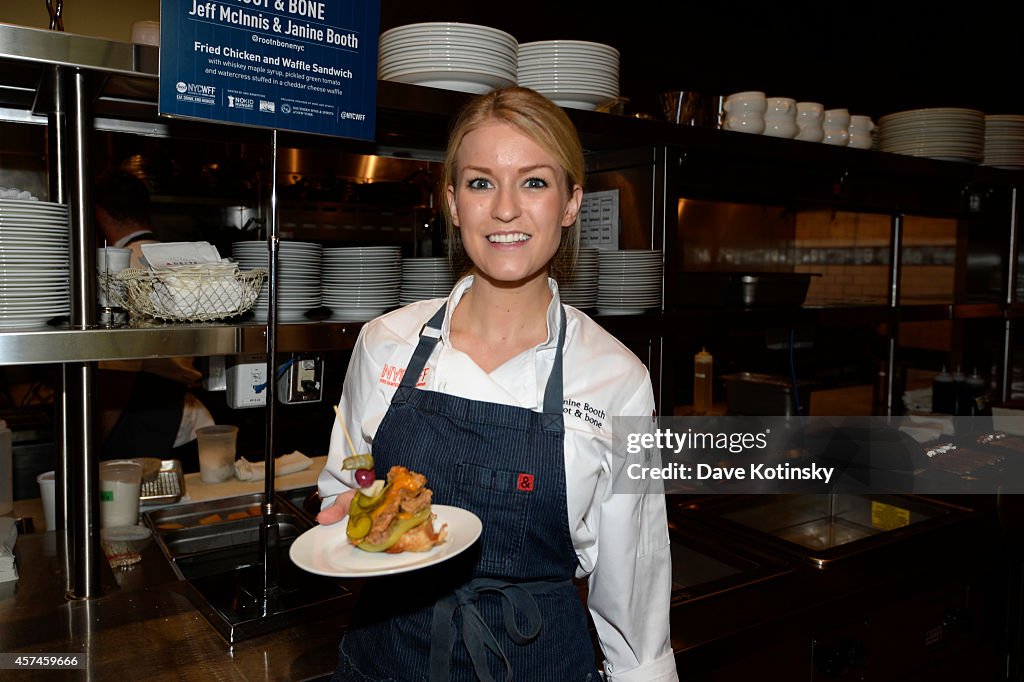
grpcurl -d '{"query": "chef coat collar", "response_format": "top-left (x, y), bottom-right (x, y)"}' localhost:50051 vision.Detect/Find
top-left (441, 275), bottom-right (563, 349)
top-left (112, 229), bottom-right (154, 248)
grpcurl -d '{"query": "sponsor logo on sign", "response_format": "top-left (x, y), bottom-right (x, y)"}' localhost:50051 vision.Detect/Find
top-left (259, 100), bottom-right (275, 113)
top-left (227, 95), bottom-right (255, 111)
top-left (281, 103), bottom-right (293, 114)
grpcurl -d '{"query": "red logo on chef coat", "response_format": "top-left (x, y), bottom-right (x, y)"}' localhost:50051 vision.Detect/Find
top-left (517, 473), bottom-right (534, 492)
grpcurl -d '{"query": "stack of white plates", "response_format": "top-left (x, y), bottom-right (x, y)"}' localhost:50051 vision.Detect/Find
top-left (0, 199), bottom-right (69, 329)
top-left (983, 115), bottom-right (1024, 169)
top-left (596, 249), bottom-right (662, 315)
top-left (877, 108), bottom-right (985, 163)
top-left (558, 247), bottom-right (599, 309)
top-left (516, 40), bottom-right (619, 111)
top-left (322, 246), bottom-right (401, 321)
top-left (232, 240), bottom-right (322, 322)
top-left (400, 257), bottom-right (456, 305)
top-left (379, 22), bottom-right (518, 94)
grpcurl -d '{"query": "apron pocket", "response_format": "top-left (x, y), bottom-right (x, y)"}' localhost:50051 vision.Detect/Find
top-left (454, 462), bottom-right (530, 574)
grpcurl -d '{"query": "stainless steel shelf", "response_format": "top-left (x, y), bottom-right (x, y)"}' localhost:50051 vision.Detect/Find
top-left (0, 321), bottom-right (363, 365)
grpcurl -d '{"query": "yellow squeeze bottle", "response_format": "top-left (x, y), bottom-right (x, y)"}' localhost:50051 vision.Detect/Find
top-left (694, 348), bottom-right (713, 415)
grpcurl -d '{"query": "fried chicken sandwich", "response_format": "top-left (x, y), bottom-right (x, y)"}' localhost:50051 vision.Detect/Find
top-left (345, 465), bottom-right (447, 553)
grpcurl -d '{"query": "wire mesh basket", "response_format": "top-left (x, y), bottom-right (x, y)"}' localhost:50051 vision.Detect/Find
top-left (113, 267), bottom-right (267, 322)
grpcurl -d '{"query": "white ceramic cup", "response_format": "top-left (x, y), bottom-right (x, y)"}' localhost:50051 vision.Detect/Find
top-left (36, 470), bottom-right (56, 532)
top-left (724, 113), bottom-right (765, 134)
top-left (795, 102), bottom-right (825, 142)
top-left (723, 91), bottom-right (767, 115)
top-left (848, 115), bottom-right (876, 149)
top-left (765, 97), bottom-right (796, 119)
top-left (762, 97), bottom-right (796, 137)
top-left (196, 425), bottom-right (239, 483)
top-left (99, 460), bottom-right (142, 529)
top-left (131, 20), bottom-right (160, 47)
top-left (823, 108), bottom-right (851, 146)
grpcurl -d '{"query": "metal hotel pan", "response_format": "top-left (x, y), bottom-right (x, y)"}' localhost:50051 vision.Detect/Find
top-left (143, 494), bottom-right (312, 580)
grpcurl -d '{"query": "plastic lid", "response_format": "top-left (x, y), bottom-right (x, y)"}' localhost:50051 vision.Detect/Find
top-left (101, 525), bottom-right (151, 543)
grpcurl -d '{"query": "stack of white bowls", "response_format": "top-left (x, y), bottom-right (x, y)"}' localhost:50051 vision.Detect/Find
top-left (557, 247), bottom-right (599, 310)
top-left (400, 257), bottom-right (456, 305)
top-left (596, 249), bottom-right (662, 315)
top-left (983, 115), bottom-right (1024, 169)
top-left (322, 246), bottom-right (401, 321)
top-left (516, 40), bottom-right (619, 111)
top-left (0, 198), bottom-right (69, 329)
top-left (378, 22), bottom-right (518, 94)
top-left (232, 240), bottom-right (322, 322)
top-left (877, 108), bottom-right (985, 163)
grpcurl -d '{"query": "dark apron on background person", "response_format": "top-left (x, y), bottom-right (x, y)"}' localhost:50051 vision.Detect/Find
top-left (334, 302), bottom-right (601, 682)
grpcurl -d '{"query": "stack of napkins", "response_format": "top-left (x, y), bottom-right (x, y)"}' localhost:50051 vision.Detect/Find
top-left (139, 242), bottom-right (243, 316)
top-left (234, 451), bottom-right (313, 481)
top-left (0, 517), bottom-right (18, 583)
top-left (899, 413), bottom-right (954, 444)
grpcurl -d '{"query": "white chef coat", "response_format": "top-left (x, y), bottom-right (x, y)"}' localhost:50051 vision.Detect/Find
top-left (319, 275), bottom-right (677, 682)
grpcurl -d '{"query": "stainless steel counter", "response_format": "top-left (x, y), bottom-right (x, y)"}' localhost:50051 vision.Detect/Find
top-left (0, 532), bottom-right (343, 681)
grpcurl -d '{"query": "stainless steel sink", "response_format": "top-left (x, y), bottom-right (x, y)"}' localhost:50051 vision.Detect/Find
top-left (672, 493), bottom-right (974, 568)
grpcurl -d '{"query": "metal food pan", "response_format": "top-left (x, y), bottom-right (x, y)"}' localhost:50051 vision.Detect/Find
top-left (145, 493), bottom-right (265, 531)
top-left (160, 512), bottom-right (307, 557)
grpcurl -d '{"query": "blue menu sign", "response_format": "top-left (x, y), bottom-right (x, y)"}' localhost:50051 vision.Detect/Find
top-left (159, 0), bottom-right (379, 140)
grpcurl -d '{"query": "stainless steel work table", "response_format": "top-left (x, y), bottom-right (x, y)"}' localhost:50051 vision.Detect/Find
top-left (0, 531), bottom-right (344, 681)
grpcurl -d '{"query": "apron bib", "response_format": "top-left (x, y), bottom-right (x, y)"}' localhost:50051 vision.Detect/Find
top-left (334, 303), bottom-right (599, 682)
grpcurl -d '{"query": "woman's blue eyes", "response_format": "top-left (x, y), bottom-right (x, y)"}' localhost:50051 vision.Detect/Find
top-left (465, 177), bottom-right (548, 190)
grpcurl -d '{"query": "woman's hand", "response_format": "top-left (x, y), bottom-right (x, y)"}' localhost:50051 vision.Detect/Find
top-left (316, 489), bottom-right (356, 525)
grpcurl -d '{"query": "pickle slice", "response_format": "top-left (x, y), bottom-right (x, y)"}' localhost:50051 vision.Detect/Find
top-left (346, 513), bottom-right (372, 540)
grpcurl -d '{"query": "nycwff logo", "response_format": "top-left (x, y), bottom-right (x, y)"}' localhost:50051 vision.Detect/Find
top-left (175, 81), bottom-right (216, 96)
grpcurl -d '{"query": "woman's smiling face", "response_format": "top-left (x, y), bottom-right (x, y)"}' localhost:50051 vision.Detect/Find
top-left (447, 121), bottom-right (582, 288)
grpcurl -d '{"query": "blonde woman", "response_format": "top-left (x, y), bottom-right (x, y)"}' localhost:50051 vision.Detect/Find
top-left (319, 87), bottom-right (676, 682)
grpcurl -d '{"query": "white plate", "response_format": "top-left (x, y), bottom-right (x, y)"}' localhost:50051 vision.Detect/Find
top-left (289, 504), bottom-right (482, 578)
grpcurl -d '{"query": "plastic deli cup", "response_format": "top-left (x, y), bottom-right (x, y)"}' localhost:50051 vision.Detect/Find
top-left (196, 425), bottom-right (239, 483)
top-left (36, 470), bottom-right (56, 531)
top-left (99, 460), bottom-right (143, 529)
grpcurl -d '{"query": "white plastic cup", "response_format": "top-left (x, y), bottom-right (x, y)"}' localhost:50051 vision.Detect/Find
top-left (196, 425), bottom-right (239, 483)
top-left (36, 470), bottom-right (56, 532)
top-left (96, 247), bottom-right (132, 305)
top-left (99, 460), bottom-right (142, 529)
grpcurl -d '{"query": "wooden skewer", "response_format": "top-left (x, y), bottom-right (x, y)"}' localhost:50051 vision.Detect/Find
top-left (333, 404), bottom-right (358, 456)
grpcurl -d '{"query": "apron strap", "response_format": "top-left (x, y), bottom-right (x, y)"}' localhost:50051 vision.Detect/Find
top-left (396, 304), bottom-right (447, 396)
top-left (428, 577), bottom-right (569, 682)
top-left (541, 305), bottom-right (567, 416)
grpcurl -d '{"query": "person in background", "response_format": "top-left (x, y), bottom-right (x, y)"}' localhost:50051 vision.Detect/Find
top-left (94, 168), bottom-right (159, 267)
top-left (318, 87), bottom-right (676, 681)
top-left (93, 169), bottom-right (214, 469)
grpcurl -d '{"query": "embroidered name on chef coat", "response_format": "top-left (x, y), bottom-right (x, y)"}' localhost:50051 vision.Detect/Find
top-left (379, 363), bottom-right (429, 388)
top-left (562, 397), bottom-right (607, 430)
